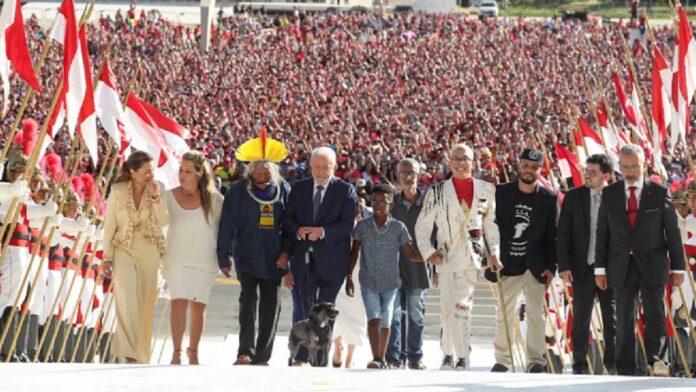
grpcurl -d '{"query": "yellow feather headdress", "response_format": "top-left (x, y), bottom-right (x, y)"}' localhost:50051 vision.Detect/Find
top-left (235, 127), bottom-right (288, 163)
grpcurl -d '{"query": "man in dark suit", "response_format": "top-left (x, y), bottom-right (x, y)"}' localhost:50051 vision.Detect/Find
top-left (489, 148), bottom-right (558, 373)
top-left (557, 154), bottom-right (616, 375)
top-left (282, 146), bottom-right (357, 366)
top-left (595, 144), bottom-right (686, 377)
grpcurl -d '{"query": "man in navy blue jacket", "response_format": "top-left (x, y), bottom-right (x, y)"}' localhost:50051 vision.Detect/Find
top-left (282, 146), bottom-right (357, 366)
top-left (217, 159), bottom-right (292, 366)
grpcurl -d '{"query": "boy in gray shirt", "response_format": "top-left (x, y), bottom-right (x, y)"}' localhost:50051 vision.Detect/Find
top-left (346, 184), bottom-right (440, 369)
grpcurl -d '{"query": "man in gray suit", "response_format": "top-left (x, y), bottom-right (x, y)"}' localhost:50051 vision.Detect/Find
top-left (595, 144), bottom-right (686, 377)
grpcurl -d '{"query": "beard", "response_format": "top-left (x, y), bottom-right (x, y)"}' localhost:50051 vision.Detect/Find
top-left (520, 174), bottom-right (537, 185)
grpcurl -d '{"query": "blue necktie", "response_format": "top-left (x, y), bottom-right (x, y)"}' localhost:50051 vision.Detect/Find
top-left (313, 185), bottom-right (324, 223)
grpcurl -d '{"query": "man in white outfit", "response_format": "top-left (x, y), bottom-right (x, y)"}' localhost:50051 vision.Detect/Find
top-left (415, 143), bottom-right (500, 370)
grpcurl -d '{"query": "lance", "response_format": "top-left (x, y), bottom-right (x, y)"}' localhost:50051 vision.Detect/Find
top-left (665, 293), bottom-right (692, 377)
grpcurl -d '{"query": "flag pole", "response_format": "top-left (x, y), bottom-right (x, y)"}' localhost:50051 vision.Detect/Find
top-left (83, 279), bottom-right (113, 362)
top-left (0, 25), bottom-right (114, 356)
top-left (494, 268), bottom-right (516, 373)
top-left (0, 0), bottom-right (96, 277)
top-left (0, 34), bottom-right (54, 162)
top-left (665, 293), bottom-right (693, 377)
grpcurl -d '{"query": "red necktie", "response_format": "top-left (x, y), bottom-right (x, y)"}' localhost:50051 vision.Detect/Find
top-left (627, 186), bottom-right (638, 229)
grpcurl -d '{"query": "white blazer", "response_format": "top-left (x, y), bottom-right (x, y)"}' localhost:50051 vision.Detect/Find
top-left (415, 177), bottom-right (500, 273)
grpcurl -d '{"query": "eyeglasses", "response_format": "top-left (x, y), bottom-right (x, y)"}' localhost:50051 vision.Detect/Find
top-left (372, 200), bottom-right (390, 207)
top-left (399, 171), bottom-right (417, 178)
top-left (450, 156), bottom-right (471, 163)
top-left (583, 168), bottom-right (600, 176)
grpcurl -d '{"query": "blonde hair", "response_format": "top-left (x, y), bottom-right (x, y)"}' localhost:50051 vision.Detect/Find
top-left (182, 151), bottom-right (218, 224)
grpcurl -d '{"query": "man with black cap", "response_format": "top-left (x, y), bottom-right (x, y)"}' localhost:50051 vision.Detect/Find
top-left (489, 148), bottom-right (558, 373)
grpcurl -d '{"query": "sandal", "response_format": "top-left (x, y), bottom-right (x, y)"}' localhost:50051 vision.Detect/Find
top-left (171, 349), bottom-right (182, 365)
top-left (187, 347), bottom-right (199, 365)
top-left (332, 344), bottom-right (343, 368)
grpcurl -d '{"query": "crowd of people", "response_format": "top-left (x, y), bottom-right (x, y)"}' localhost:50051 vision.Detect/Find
top-left (1, 5), bottom-right (696, 378)
top-left (2, 8), bottom-right (693, 190)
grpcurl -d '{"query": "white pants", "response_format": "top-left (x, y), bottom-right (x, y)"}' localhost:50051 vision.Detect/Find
top-left (0, 246), bottom-right (29, 312)
top-left (27, 255), bottom-right (48, 316)
top-left (41, 269), bottom-right (63, 325)
top-left (493, 270), bottom-right (547, 368)
top-left (439, 269), bottom-right (478, 359)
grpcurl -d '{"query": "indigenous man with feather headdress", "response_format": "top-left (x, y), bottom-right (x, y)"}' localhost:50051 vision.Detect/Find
top-left (217, 128), bottom-right (292, 366)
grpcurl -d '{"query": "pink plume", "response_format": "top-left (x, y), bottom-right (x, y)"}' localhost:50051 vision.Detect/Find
top-left (80, 173), bottom-right (95, 201)
top-left (13, 119), bottom-right (39, 156)
top-left (42, 153), bottom-right (64, 181)
top-left (71, 177), bottom-right (85, 202)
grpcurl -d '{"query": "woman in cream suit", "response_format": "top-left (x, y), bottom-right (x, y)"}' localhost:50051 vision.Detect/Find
top-left (103, 151), bottom-right (169, 364)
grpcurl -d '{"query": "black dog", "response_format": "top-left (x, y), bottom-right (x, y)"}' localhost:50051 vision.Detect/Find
top-left (288, 302), bottom-right (339, 367)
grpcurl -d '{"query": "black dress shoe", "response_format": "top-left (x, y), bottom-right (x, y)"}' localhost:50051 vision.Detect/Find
top-left (572, 364), bottom-right (589, 375)
top-left (491, 363), bottom-right (509, 372)
top-left (527, 363), bottom-right (547, 373)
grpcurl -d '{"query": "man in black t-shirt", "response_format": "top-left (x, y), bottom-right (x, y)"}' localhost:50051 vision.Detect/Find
top-left (508, 191), bottom-right (535, 275)
top-left (488, 148), bottom-right (559, 373)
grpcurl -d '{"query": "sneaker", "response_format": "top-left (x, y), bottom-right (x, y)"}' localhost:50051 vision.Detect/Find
top-left (408, 360), bottom-right (427, 370)
top-left (490, 363), bottom-right (509, 372)
top-left (440, 355), bottom-right (455, 370)
top-left (649, 360), bottom-right (670, 377)
top-left (527, 362), bottom-right (547, 373)
top-left (367, 359), bottom-right (383, 369)
top-left (455, 357), bottom-right (467, 371)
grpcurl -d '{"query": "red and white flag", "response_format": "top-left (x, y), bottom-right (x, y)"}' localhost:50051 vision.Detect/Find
top-left (651, 44), bottom-right (671, 180)
top-left (49, 0), bottom-right (85, 138)
top-left (124, 93), bottom-right (189, 189)
top-left (652, 44), bottom-right (671, 150)
top-left (0, 0), bottom-right (42, 114)
top-left (124, 92), bottom-right (171, 168)
top-left (554, 143), bottom-right (583, 188)
top-left (94, 59), bottom-right (133, 154)
top-left (577, 118), bottom-right (605, 157)
top-left (76, 25), bottom-right (98, 166)
top-left (671, 6), bottom-right (696, 152)
top-left (596, 102), bottom-right (623, 166)
top-left (613, 71), bottom-right (650, 144)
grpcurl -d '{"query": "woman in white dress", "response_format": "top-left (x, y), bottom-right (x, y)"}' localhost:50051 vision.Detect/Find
top-left (162, 151), bottom-right (223, 365)
top-left (332, 201), bottom-right (368, 368)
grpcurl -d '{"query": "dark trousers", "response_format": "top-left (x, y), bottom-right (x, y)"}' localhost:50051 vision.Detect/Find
top-left (0, 307), bottom-right (18, 361)
top-left (571, 268), bottom-right (616, 371)
top-left (98, 332), bottom-right (113, 363)
top-left (237, 273), bottom-right (282, 364)
top-left (615, 259), bottom-right (667, 375)
top-left (291, 257), bottom-right (342, 363)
